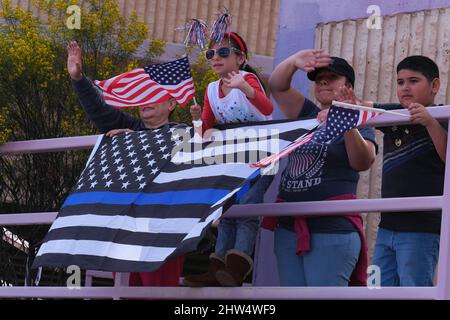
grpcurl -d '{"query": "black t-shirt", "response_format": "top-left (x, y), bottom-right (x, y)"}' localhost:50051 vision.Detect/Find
top-left (375, 103), bottom-right (446, 234)
top-left (278, 99), bottom-right (378, 233)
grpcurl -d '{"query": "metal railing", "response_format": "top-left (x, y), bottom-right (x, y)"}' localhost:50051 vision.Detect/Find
top-left (1, 106), bottom-right (450, 299)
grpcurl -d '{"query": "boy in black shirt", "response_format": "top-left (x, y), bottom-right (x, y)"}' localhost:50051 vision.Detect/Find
top-left (372, 56), bottom-right (447, 286)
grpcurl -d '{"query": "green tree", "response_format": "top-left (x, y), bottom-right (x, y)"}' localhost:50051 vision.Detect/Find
top-left (0, 0), bottom-right (165, 286)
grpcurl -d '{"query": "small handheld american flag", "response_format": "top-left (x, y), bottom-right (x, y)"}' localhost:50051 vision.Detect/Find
top-left (252, 103), bottom-right (382, 168)
top-left (94, 56), bottom-right (196, 108)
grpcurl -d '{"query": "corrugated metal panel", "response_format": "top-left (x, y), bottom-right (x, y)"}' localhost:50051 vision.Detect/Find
top-left (315, 8), bottom-right (450, 260)
top-left (8, 0), bottom-right (279, 56)
top-left (315, 7), bottom-right (450, 104)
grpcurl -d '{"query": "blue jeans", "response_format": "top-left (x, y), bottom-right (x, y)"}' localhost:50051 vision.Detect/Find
top-left (215, 175), bottom-right (274, 258)
top-left (274, 227), bottom-right (361, 286)
top-left (372, 228), bottom-right (440, 286)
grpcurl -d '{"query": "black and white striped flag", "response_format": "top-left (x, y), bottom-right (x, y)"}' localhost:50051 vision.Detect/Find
top-left (32, 118), bottom-right (318, 272)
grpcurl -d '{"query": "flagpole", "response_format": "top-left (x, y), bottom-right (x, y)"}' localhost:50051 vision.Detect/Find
top-left (332, 100), bottom-right (410, 117)
top-left (191, 96), bottom-right (203, 139)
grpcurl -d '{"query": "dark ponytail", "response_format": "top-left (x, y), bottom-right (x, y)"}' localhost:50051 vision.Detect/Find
top-left (224, 32), bottom-right (268, 95)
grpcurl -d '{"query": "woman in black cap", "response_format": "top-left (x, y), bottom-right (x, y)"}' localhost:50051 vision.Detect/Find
top-left (262, 50), bottom-right (377, 286)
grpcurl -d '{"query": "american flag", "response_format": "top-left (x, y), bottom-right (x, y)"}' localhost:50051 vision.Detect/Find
top-left (32, 119), bottom-right (317, 272)
top-left (253, 104), bottom-right (381, 168)
top-left (94, 57), bottom-right (196, 108)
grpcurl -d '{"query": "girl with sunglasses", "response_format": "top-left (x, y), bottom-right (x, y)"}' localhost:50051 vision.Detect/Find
top-left (190, 32), bottom-right (272, 131)
top-left (184, 32), bottom-right (274, 287)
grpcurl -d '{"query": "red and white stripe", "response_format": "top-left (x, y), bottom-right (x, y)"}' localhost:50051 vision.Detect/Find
top-left (94, 68), bottom-right (195, 108)
top-left (357, 110), bottom-right (383, 126)
top-left (251, 132), bottom-right (314, 168)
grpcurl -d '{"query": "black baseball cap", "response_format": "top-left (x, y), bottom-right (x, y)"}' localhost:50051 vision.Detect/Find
top-left (307, 56), bottom-right (355, 87)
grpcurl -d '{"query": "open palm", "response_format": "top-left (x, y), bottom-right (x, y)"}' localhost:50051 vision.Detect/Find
top-left (223, 71), bottom-right (246, 89)
top-left (67, 41), bottom-right (82, 80)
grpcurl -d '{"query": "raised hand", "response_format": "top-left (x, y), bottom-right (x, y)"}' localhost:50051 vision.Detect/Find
top-left (222, 71), bottom-right (247, 90)
top-left (67, 41), bottom-right (83, 81)
top-left (190, 104), bottom-right (202, 121)
top-left (290, 49), bottom-right (332, 72)
top-left (106, 128), bottom-right (134, 138)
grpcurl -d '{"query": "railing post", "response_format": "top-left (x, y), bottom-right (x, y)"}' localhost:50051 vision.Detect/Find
top-left (436, 119), bottom-right (450, 300)
top-left (113, 272), bottom-right (129, 300)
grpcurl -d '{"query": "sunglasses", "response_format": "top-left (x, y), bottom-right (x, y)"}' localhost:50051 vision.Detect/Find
top-left (205, 47), bottom-right (242, 60)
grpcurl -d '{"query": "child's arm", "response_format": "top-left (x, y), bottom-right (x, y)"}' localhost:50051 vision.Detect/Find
top-left (268, 49), bottom-right (331, 119)
top-left (243, 74), bottom-right (273, 115)
top-left (222, 72), bottom-right (273, 115)
top-left (189, 92), bottom-right (216, 134)
top-left (409, 103), bottom-right (447, 162)
top-left (201, 92), bottom-right (216, 133)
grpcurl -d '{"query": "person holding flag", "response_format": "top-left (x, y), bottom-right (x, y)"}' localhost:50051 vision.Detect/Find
top-left (330, 56), bottom-right (446, 286)
top-left (265, 50), bottom-right (378, 286)
top-left (66, 40), bottom-right (187, 287)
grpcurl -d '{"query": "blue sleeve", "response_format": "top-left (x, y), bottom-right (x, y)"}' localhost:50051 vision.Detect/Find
top-left (358, 127), bottom-right (379, 154)
top-left (298, 98), bottom-right (320, 118)
top-left (71, 75), bottom-right (143, 133)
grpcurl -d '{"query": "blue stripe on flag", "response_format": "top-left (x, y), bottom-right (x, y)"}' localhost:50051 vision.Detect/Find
top-left (62, 189), bottom-right (231, 207)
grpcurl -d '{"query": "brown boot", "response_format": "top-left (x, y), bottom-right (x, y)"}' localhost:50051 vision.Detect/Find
top-left (182, 253), bottom-right (224, 287)
top-left (215, 250), bottom-right (253, 287)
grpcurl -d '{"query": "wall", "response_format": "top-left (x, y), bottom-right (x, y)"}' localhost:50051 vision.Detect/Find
top-left (8, 0), bottom-right (279, 57)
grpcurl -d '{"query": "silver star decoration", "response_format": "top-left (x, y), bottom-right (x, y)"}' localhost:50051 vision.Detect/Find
top-left (128, 151), bottom-right (137, 158)
top-left (133, 166), bottom-right (142, 174)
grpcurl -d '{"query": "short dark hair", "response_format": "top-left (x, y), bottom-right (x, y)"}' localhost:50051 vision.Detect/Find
top-left (397, 55), bottom-right (440, 82)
